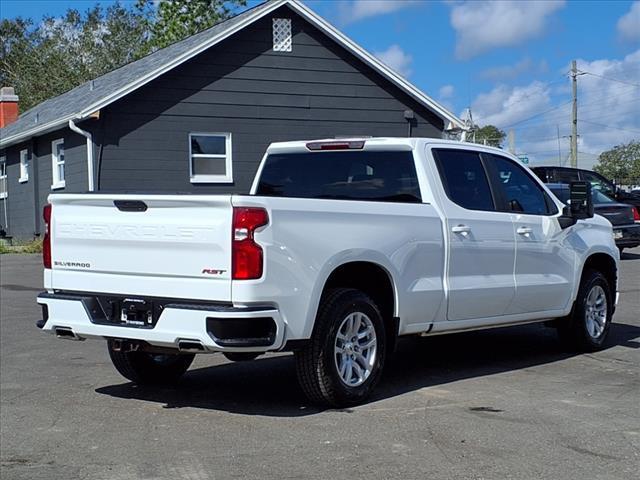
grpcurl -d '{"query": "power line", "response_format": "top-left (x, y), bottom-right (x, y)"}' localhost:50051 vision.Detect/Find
top-left (579, 119), bottom-right (640, 135)
top-left (580, 71), bottom-right (640, 88)
top-left (498, 100), bottom-right (572, 129)
top-left (501, 93), bottom-right (640, 131)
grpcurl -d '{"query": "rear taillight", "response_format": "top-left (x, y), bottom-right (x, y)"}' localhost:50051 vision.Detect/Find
top-left (232, 207), bottom-right (268, 280)
top-left (43, 204), bottom-right (52, 269)
top-left (634, 207), bottom-right (640, 223)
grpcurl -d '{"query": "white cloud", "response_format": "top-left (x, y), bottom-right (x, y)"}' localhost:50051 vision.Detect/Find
top-left (479, 57), bottom-right (548, 81)
top-left (439, 84), bottom-right (455, 99)
top-left (450, 1), bottom-right (565, 59)
top-left (467, 49), bottom-right (640, 168)
top-left (374, 44), bottom-right (413, 76)
top-left (617, 1), bottom-right (640, 42)
top-left (338, 0), bottom-right (419, 24)
top-left (469, 81), bottom-right (555, 128)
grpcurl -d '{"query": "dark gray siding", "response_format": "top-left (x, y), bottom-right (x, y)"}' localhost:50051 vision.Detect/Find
top-left (35, 128), bottom-right (89, 210)
top-left (2, 142), bottom-right (36, 239)
top-left (0, 128), bottom-right (87, 239)
top-left (96, 5), bottom-right (444, 193)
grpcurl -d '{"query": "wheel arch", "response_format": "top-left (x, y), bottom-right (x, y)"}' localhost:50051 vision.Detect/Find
top-left (315, 261), bottom-right (399, 349)
top-left (579, 252), bottom-right (617, 303)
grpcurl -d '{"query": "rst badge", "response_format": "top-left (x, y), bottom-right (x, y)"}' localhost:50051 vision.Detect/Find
top-left (202, 269), bottom-right (226, 275)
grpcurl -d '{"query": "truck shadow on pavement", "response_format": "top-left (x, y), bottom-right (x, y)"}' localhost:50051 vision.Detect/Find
top-left (95, 322), bottom-right (640, 417)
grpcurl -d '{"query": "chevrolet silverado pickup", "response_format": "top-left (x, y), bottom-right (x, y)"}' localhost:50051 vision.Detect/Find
top-left (37, 138), bottom-right (619, 406)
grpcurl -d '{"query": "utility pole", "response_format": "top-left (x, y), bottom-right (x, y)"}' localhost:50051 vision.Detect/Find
top-left (570, 60), bottom-right (578, 168)
top-left (508, 129), bottom-right (515, 154)
top-left (556, 125), bottom-right (562, 166)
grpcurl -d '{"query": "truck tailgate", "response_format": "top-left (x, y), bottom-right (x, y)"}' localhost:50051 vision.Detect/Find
top-left (47, 194), bottom-right (233, 301)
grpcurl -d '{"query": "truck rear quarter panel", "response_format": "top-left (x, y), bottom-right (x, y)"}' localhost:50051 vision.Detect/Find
top-left (231, 195), bottom-right (445, 340)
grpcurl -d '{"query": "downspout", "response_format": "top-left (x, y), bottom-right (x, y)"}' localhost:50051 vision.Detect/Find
top-left (68, 119), bottom-right (95, 191)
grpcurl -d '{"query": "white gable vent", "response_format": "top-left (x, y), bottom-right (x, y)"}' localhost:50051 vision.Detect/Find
top-left (272, 18), bottom-right (292, 52)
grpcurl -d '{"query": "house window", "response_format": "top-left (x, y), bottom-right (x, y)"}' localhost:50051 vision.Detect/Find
top-left (273, 18), bottom-right (292, 52)
top-left (189, 133), bottom-right (233, 183)
top-left (0, 156), bottom-right (7, 199)
top-left (19, 149), bottom-right (29, 183)
top-left (51, 139), bottom-right (65, 189)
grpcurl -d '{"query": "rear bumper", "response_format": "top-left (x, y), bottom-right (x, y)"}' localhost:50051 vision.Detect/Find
top-left (37, 292), bottom-right (285, 353)
top-left (613, 224), bottom-right (640, 248)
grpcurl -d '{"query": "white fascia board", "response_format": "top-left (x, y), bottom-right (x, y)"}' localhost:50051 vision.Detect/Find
top-left (0, 115), bottom-right (77, 148)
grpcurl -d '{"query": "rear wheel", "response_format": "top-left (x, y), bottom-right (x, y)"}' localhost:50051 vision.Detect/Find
top-left (107, 341), bottom-right (194, 384)
top-left (295, 288), bottom-right (386, 407)
top-left (558, 270), bottom-right (612, 352)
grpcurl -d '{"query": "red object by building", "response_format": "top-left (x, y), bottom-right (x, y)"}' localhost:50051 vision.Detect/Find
top-left (0, 87), bottom-right (19, 128)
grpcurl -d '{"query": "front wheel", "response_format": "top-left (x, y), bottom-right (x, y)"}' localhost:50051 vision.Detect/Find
top-left (107, 341), bottom-right (195, 384)
top-left (558, 270), bottom-right (612, 352)
top-left (295, 288), bottom-right (386, 407)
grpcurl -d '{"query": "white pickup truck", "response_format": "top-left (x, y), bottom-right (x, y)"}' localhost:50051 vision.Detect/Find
top-left (37, 138), bottom-right (619, 406)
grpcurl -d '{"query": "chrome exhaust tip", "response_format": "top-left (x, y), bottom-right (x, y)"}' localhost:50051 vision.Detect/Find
top-left (54, 327), bottom-right (83, 341)
top-left (178, 340), bottom-right (205, 352)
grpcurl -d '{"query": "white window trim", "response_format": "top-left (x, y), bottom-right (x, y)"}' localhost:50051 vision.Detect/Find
top-left (51, 138), bottom-right (65, 190)
top-left (189, 132), bottom-right (233, 184)
top-left (19, 149), bottom-right (29, 183)
top-left (0, 155), bottom-right (7, 199)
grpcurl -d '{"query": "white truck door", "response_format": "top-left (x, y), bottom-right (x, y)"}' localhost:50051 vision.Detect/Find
top-left (431, 148), bottom-right (516, 321)
top-left (484, 154), bottom-right (575, 313)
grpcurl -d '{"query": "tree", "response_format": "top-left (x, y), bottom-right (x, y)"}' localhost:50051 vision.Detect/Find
top-left (594, 140), bottom-right (640, 184)
top-left (471, 125), bottom-right (506, 148)
top-left (1, 5), bottom-right (150, 111)
top-left (142, 0), bottom-right (246, 50)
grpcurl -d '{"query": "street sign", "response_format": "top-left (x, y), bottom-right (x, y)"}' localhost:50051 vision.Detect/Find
top-left (518, 156), bottom-right (529, 164)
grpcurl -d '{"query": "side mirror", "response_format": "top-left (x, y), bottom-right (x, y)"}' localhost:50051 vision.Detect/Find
top-left (569, 181), bottom-right (594, 219)
top-left (558, 181), bottom-right (594, 229)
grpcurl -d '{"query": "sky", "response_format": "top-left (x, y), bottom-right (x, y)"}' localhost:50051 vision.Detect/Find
top-left (1, 0), bottom-right (639, 168)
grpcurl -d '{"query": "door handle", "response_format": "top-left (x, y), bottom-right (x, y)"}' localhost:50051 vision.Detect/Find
top-left (451, 224), bottom-right (471, 235)
top-left (516, 226), bottom-right (533, 235)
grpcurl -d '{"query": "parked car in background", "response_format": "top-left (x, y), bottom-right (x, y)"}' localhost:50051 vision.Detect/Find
top-left (531, 166), bottom-right (640, 211)
top-left (547, 183), bottom-right (640, 252)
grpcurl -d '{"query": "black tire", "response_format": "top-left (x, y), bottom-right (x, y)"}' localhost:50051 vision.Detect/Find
top-left (557, 269), bottom-right (612, 352)
top-left (223, 352), bottom-right (260, 362)
top-left (295, 288), bottom-right (386, 407)
top-left (107, 341), bottom-right (195, 384)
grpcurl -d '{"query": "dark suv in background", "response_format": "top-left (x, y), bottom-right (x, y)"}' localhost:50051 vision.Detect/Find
top-left (546, 183), bottom-right (640, 252)
top-left (531, 166), bottom-right (640, 210)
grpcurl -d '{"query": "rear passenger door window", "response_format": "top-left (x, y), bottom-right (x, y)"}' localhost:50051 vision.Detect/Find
top-left (486, 154), bottom-right (555, 215)
top-left (432, 149), bottom-right (495, 211)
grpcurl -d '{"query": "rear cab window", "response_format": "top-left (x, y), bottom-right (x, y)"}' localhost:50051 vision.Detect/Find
top-left (256, 150), bottom-right (422, 203)
top-left (547, 168), bottom-right (580, 184)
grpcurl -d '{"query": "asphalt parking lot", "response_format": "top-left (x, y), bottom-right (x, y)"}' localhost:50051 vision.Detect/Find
top-left (1, 252), bottom-right (639, 480)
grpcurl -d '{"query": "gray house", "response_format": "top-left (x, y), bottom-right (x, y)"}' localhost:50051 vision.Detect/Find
top-left (0, 0), bottom-right (464, 240)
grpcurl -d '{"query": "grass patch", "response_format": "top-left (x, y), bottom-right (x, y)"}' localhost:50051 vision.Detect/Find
top-left (0, 238), bottom-right (43, 254)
